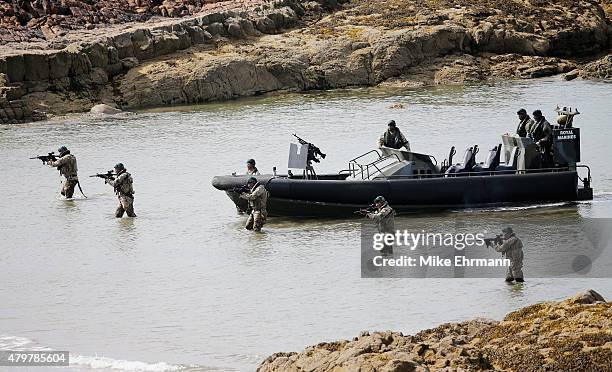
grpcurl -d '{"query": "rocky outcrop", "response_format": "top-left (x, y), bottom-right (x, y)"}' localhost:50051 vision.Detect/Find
top-left (0, 0), bottom-right (610, 123)
top-left (0, 0), bottom-right (260, 45)
top-left (0, 0), bottom-right (306, 122)
top-left (258, 290), bottom-right (611, 372)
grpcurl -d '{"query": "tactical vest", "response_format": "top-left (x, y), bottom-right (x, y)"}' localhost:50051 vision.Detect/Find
top-left (383, 130), bottom-right (404, 149)
top-left (58, 154), bottom-right (78, 179)
top-left (249, 184), bottom-right (268, 212)
top-left (114, 172), bottom-right (134, 197)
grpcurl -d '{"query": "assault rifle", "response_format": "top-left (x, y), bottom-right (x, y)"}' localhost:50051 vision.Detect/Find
top-left (293, 134), bottom-right (326, 163)
top-left (484, 234), bottom-right (503, 247)
top-left (30, 152), bottom-right (57, 164)
top-left (230, 185), bottom-right (251, 194)
top-left (90, 170), bottom-right (115, 181)
top-left (354, 204), bottom-right (376, 216)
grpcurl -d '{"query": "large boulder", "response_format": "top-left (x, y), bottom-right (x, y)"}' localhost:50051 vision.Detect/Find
top-left (90, 103), bottom-right (122, 114)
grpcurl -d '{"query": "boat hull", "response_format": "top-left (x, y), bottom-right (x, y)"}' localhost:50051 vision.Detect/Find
top-left (212, 171), bottom-right (588, 217)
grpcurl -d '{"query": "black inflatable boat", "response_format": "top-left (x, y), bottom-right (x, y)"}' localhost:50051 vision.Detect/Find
top-left (212, 112), bottom-right (593, 217)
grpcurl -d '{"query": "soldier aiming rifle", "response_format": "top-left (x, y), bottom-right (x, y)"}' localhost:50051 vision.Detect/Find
top-left (91, 163), bottom-right (136, 218)
top-left (485, 227), bottom-right (524, 283)
top-left (31, 146), bottom-right (85, 198)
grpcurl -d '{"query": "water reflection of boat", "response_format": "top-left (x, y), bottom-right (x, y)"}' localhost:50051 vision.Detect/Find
top-left (213, 117), bottom-right (593, 217)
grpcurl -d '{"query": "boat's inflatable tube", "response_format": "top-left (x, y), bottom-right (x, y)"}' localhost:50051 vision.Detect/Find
top-left (213, 171), bottom-right (579, 215)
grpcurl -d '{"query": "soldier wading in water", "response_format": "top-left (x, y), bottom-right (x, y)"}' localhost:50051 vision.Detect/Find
top-left (106, 163), bottom-right (136, 218)
top-left (47, 146), bottom-right (80, 198)
top-left (367, 196), bottom-right (395, 254)
top-left (240, 177), bottom-right (268, 232)
top-left (495, 227), bottom-right (524, 283)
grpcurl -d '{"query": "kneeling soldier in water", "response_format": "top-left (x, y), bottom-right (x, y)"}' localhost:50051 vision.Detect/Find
top-left (240, 177), bottom-right (268, 232)
top-left (367, 196), bottom-right (395, 253)
top-left (106, 163), bottom-right (136, 218)
top-left (495, 227), bottom-right (524, 283)
top-left (47, 146), bottom-right (79, 198)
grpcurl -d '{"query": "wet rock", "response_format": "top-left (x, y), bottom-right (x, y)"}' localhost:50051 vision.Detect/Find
top-left (568, 289), bottom-right (606, 304)
top-left (564, 69), bottom-right (580, 81)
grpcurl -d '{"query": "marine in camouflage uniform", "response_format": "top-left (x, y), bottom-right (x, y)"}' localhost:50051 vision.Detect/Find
top-left (106, 163), bottom-right (136, 218)
top-left (515, 108), bottom-right (534, 138)
top-left (495, 227), bottom-right (524, 282)
top-left (48, 146), bottom-right (79, 198)
top-left (378, 120), bottom-right (410, 151)
top-left (240, 177), bottom-right (268, 232)
top-left (367, 196), bottom-right (395, 254)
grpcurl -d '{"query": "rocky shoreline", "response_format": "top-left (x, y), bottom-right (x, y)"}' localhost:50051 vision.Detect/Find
top-left (1, 0), bottom-right (611, 124)
top-left (258, 290), bottom-right (611, 372)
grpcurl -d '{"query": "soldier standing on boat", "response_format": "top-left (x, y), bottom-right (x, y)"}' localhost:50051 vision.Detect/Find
top-left (515, 108), bottom-right (534, 137)
top-left (240, 177), bottom-right (268, 232)
top-left (495, 227), bottom-right (524, 283)
top-left (367, 196), bottom-right (395, 253)
top-left (378, 120), bottom-right (410, 151)
top-left (529, 110), bottom-right (553, 166)
top-left (106, 163), bottom-right (136, 218)
top-left (246, 159), bottom-right (260, 175)
top-left (47, 146), bottom-right (79, 198)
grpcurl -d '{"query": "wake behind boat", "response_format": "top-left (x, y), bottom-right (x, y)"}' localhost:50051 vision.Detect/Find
top-left (212, 107), bottom-right (593, 217)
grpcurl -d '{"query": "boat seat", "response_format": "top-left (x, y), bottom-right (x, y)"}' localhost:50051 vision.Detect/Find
top-left (473, 144), bottom-right (501, 173)
top-left (495, 147), bottom-right (520, 173)
top-left (440, 146), bottom-right (457, 173)
top-left (445, 145), bottom-right (478, 175)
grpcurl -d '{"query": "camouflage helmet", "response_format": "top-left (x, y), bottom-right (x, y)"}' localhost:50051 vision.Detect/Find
top-left (387, 120), bottom-right (396, 127)
top-left (114, 163), bottom-right (125, 171)
top-left (58, 146), bottom-right (69, 155)
top-left (532, 109), bottom-right (543, 118)
top-left (516, 108), bottom-right (527, 115)
top-left (247, 159), bottom-right (256, 166)
top-left (247, 176), bottom-right (257, 184)
top-left (374, 195), bottom-right (386, 204)
top-left (502, 226), bottom-right (513, 234)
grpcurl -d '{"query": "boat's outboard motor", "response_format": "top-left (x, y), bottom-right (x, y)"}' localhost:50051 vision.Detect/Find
top-left (473, 144), bottom-right (501, 173)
